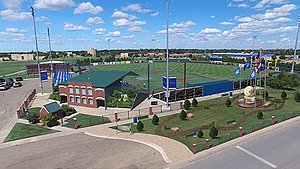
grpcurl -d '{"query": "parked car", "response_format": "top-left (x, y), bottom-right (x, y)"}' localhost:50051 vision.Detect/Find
top-left (6, 78), bottom-right (14, 87)
top-left (0, 82), bottom-right (9, 91)
top-left (15, 76), bottom-right (23, 81)
top-left (13, 82), bottom-right (22, 88)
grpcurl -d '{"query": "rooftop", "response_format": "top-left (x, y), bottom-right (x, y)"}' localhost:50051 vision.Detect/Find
top-left (44, 102), bottom-right (62, 114)
top-left (60, 70), bottom-right (139, 88)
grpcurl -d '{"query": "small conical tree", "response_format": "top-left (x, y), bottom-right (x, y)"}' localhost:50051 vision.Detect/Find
top-left (192, 98), bottom-right (198, 107)
top-left (152, 114), bottom-right (159, 125)
top-left (294, 92), bottom-right (300, 102)
top-left (197, 129), bottom-right (203, 138)
top-left (257, 111), bottom-right (263, 119)
top-left (137, 121), bottom-right (144, 131)
top-left (180, 110), bottom-right (187, 120)
top-left (209, 126), bottom-right (218, 139)
top-left (281, 91), bottom-right (287, 100)
top-left (225, 98), bottom-right (231, 107)
top-left (184, 100), bottom-right (191, 110)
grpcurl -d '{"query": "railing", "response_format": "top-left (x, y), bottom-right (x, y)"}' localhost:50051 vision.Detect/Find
top-left (16, 89), bottom-right (37, 119)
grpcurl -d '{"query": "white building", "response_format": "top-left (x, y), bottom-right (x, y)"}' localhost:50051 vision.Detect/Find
top-left (11, 53), bottom-right (35, 61)
top-left (87, 48), bottom-right (97, 57)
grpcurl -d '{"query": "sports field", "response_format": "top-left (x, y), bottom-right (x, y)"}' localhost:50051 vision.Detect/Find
top-left (91, 62), bottom-right (254, 92)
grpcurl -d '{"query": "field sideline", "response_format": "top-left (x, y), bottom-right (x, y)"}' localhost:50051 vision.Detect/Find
top-left (91, 62), bottom-right (254, 92)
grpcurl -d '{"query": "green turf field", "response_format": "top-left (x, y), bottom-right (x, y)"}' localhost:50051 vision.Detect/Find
top-left (91, 62), bottom-right (255, 92)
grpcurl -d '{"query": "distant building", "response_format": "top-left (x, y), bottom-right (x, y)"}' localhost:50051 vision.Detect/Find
top-left (120, 53), bottom-right (129, 58)
top-left (87, 48), bottom-right (97, 57)
top-left (26, 61), bottom-right (72, 76)
top-left (11, 53), bottom-right (35, 61)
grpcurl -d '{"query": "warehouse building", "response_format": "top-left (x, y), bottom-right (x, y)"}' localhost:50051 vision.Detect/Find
top-left (58, 70), bottom-right (138, 108)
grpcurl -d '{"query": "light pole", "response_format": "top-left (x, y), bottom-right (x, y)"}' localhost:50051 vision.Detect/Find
top-left (166, 0), bottom-right (170, 107)
top-left (31, 6), bottom-right (43, 95)
top-left (252, 36), bottom-right (257, 51)
top-left (291, 16), bottom-right (300, 74)
top-left (47, 28), bottom-right (53, 93)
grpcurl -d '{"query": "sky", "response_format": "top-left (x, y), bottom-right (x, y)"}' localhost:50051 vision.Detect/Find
top-left (0, 0), bottom-right (299, 52)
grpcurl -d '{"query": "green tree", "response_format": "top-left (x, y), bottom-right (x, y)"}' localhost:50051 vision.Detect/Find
top-left (152, 114), bottom-right (159, 125)
top-left (28, 112), bottom-right (39, 124)
top-left (184, 100), bottom-right (191, 110)
top-left (257, 111), bottom-right (264, 119)
top-left (295, 92), bottom-right (300, 102)
top-left (225, 98), bottom-right (232, 107)
top-left (281, 91), bottom-right (287, 100)
top-left (41, 114), bottom-right (55, 126)
top-left (209, 126), bottom-right (218, 138)
top-left (192, 98), bottom-right (198, 107)
top-left (263, 91), bottom-right (269, 100)
top-left (180, 110), bottom-right (187, 120)
top-left (137, 121), bottom-right (144, 131)
top-left (197, 130), bottom-right (204, 138)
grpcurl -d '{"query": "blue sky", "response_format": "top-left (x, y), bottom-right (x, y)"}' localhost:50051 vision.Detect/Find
top-left (0, 0), bottom-right (299, 52)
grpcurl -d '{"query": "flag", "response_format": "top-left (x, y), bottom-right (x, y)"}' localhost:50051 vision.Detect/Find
top-left (244, 60), bottom-right (251, 71)
top-left (257, 58), bottom-right (265, 73)
top-left (250, 68), bottom-right (256, 79)
top-left (235, 67), bottom-right (241, 76)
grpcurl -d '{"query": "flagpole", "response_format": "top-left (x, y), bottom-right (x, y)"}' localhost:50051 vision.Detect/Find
top-left (240, 67), bottom-right (242, 96)
top-left (259, 48), bottom-right (262, 96)
top-left (254, 67), bottom-right (257, 109)
top-left (264, 56), bottom-right (267, 103)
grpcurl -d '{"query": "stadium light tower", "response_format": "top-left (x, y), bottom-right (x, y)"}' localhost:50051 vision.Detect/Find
top-left (31, 6), bottom-right (43, 95)
top-left (291, 16), bottom-right (300, 74)
top-left (166, 0), bottom-right (170, 107)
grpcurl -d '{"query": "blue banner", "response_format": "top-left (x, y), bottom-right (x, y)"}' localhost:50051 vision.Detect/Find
top-left (235, 67), bottom-right (241, 76)
top-left (41, 71), bottom-right (48, 81)
top-left (163, 76), bottom-right (177, 89)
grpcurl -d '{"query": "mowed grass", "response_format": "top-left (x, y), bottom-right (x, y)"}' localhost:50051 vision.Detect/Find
top-left (91, 62), bottom-right (254, 92)
top-left (64, 114), bottom-right (111, 129)
top-left (4, 123), bottom-right (59, 142)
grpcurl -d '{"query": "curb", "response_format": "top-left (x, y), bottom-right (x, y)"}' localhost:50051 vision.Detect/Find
top-left (84, 132), bottom-right (172, 164)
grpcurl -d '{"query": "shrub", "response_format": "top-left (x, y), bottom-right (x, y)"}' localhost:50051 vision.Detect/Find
top-left (225, 98), bottom-right (231, 107)
top-left (281, 91), bottom-right (287, 100)
top-left (262, 91), bottom-right (269, 99)
top-left (257, 111), bottom-right (264, 119)
top-left (180, 110), bottom-right (187, 120)
top-left (41, 114), bottom-right (55, 126)
top-left (137, 121), bottom-right (144, 131)
top-left (184, 100), bottom-right (191, 110)
top-left (295, 92), bottom-right (300, 102)
top-left (197, 130), bottom-right (203, 138)
top-left (49, 92), bottom-right (60, 101)
top-left (28, 112), bottom-right (39, 124)
top-left (192, 98), bottom-right (198, 107)
top-left (62, 104), bottom-right (77, 116)
top-left (152, 114), bottom-right (159, 125)
top-left (209, 126), bottom-right (218, 138)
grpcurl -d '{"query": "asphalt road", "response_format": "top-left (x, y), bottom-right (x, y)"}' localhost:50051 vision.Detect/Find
top-left (177, 119), bottom-right (300, 169)
top-left (0, 78), bottom-right (51, 141)
top-left (0, 133), bottom-right (166, 169)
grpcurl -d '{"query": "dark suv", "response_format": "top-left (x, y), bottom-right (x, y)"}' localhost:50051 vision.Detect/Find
top-left (16, 76), bottom-right (23, 81)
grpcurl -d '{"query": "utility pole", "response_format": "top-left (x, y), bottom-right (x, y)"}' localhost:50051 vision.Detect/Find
top-left (47, 28), bottom-right (53, 93)
top-left (166, 0), bottom-right (170, 107)
top-left (291, 16), bottom-right (300, 74)
top-left (31, 6), bottom-right (43, 95)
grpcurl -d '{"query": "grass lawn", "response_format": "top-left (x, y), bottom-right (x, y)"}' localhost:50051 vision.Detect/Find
top-left (4, 123), bottom-right (59, 143)
top-left (91, 62), bottom-right (256, 92)
top-left (20, 107), bottom-right (41, 120)
top-left (125, 88), bottom-right (300, 153)
top-left (64, 114), bottom-right (111, 129)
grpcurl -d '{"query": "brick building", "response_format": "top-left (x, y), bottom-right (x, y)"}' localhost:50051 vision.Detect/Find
top-left (39, 102), bottom-right (63, 119)
top-left (58, 70), bottom-right (138, 108)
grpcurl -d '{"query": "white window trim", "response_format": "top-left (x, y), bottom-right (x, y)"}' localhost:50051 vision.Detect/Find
top-left (59, 93), bottom-right (67, 96)
top-left (68, 85), bottom-right (73, 88)
top-left (74, 85), bottom-right (80, 88)
top-left (81, 86), bottom-right (86, 88)
top-left (82, 96), bottom-right (86, 98)
top-left (95, 88), bottom-right (104, 91)
top-left (59, 86), bottom-right (66, 88)
top-left (96, 97), bottom-right (105, 100)
top-left (87, 87), bottom-right (93, 89)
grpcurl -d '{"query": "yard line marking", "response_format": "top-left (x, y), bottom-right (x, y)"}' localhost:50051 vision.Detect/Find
top-left (236, 145), bottom-right (277, 168)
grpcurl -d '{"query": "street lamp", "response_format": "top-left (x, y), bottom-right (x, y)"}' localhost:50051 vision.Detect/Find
top-left (291, 16), bottom-right (300, 74)
top-left (31, 6), bottom-right (43, 95)
top-left (166, 0), bottom-right (170, 107)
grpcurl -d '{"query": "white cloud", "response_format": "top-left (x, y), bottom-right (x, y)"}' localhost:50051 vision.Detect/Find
top-left (122, 3), bottom-right (151, 13)
top-left (171, 21), bottom-right (197, 28)
top-left (0, 9), bottom-right (31, 21)
top-left (122, 35), bottom-right (135, 40)
top-left (234, 16), bottom-right (254, 22)
top-left (92, 28), bottom-right (106, 34)
top-left (273, 17), bottom-right (292, 23)
top-left (107, 31), bottom-right (121, 37)
top-left (227, 2), bottom-right (250, 8)
top-left (64, 22), bottom-right (88, 31)
top-left (200, 28), bottom-right (222, 34)
top-left (253, 0), bottom-right (289, 9)
top-left (157, 28), bottom-right (190, 34)
top-left (74, 2), bottom-right (103, 14)
top-left (0, 28), bottom-right (27, 37)
top-left (1, 0), bottom-right (23, 9)
top-left (111, 11), bottom-right (137, 20)
top-left (211, 15), bottom-right (216, 18)
top-left (252, 4), bottom-right (297, 19)
top-left (151, 12), bottom-right (159, 17)
top-left (86, 17), bottom-right (104, 25)
top-left (220, 21), bottom-right (235, 25)
top-left (127, 27), bottom-right (143, 32)
top-left (280, 37), bottom-right (291, 42)
top-left (261, 26), bottom-right (296, 35)
top-left (34, 0), bottom-right (75, 10)
top-left (113, 18), bottom-right (146, 27)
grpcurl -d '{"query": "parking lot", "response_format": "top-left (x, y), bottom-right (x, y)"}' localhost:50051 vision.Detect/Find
top-left (0, 78), bottom-right (51, 142)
